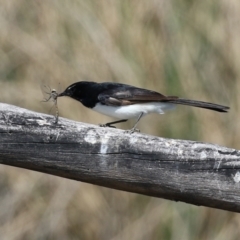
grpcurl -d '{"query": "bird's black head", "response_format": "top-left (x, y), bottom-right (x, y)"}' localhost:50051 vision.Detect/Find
top-left (59, 81), bottom-right (95, 100)
top-left (58, 82), bottom-right (82, 101)
top-left (58, 81), bottom-right (99, 107)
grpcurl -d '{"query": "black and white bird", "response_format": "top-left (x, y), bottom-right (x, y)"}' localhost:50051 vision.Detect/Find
top-left (58, 81), bottom-right (229, 133)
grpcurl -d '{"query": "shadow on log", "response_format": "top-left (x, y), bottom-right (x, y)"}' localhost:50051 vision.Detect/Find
top-left (0, 103), bottom-right (239, 212)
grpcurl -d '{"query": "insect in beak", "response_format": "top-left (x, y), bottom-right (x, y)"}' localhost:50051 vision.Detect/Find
top-left (41, 85), bottom-right (60, 124)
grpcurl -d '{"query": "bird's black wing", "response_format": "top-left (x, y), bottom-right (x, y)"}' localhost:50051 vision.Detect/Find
top-left (98, 85), bottom-right (178, 106)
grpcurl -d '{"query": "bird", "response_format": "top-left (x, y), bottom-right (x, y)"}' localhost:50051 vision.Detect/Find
top-left (57, 81), bottom-right (229, 133)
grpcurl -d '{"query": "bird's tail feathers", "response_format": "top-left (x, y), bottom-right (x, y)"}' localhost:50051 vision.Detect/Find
top-left (165, 97), bottom-right (229, 112)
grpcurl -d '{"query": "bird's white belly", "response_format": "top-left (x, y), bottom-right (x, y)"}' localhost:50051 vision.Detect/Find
top-left (93, 102), bottom-right (175, 119)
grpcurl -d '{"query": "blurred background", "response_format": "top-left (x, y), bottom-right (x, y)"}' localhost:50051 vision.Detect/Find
top-left (0, 0), bottom-right (239, 239)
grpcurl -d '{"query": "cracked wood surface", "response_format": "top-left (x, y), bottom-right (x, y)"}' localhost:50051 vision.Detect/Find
top-left (0, 103), bottom-right (239, 212)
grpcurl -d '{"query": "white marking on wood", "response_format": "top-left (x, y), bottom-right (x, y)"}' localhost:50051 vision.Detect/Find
top-left (130, 137), bottom-right (138, 144)
top-left (36, 119), bottom-right (51, 126)
top-left (233, 172), bottom-right (240, 183)
top-left (56, 132), bottom-right (60, 141)
top-left (200, 151), bottom-right (207, 160)
top-left (100, 137), bottom-right (108, 154)
top-left (224, 161), bottom-right (240, 167)
top-left (216, 159), bottom-right (222, 170)
top-left (100, 145), bottom-right (108, 154)
top-left (84, 130), bottom-right (98, 144)
top-left (178, 149), bottom-right (183, 157)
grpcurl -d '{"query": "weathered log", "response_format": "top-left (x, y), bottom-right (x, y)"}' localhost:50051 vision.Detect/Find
top-left (0, 103), bottom-right (239, 212)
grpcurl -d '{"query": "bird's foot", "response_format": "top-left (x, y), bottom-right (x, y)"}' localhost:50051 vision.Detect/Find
top-left (125, 128), bottom-right (140, 134)
top-left (99, 119), bottom-right (127, 129)
top-left (99, 123), bottom-right (116, 128)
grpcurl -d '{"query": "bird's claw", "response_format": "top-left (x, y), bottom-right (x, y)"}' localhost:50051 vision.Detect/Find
top-left (99, 124), bottom-right (116, 128)
top-left (125, 128), bottom-right (140, 134)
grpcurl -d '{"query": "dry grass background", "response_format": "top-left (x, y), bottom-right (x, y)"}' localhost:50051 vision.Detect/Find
top-left (0, 0), bottom-right (239, 239)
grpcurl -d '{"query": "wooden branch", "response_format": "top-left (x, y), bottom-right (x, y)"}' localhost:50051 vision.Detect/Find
top-left (0, 103), bottom-right (239, 212)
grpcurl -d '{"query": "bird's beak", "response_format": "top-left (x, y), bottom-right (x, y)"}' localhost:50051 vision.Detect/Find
top-left (57, 92), bottom-right (65, 97)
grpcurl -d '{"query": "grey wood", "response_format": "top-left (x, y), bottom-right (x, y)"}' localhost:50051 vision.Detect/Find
top-left (0, 103), bottom-right (239, 212)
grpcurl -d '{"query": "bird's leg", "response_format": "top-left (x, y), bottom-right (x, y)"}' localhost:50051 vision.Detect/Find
top-left (126, 112), bottom-right (144, 134)
top-left (99, 119), bottom-right (128, 128)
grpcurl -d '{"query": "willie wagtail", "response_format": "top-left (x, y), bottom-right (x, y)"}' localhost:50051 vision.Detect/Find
top-left (58, 81), bottom-right (229, 133)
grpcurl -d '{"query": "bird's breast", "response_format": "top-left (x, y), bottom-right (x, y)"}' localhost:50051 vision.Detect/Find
top-left (92, 102), bottom-right (175, 119)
